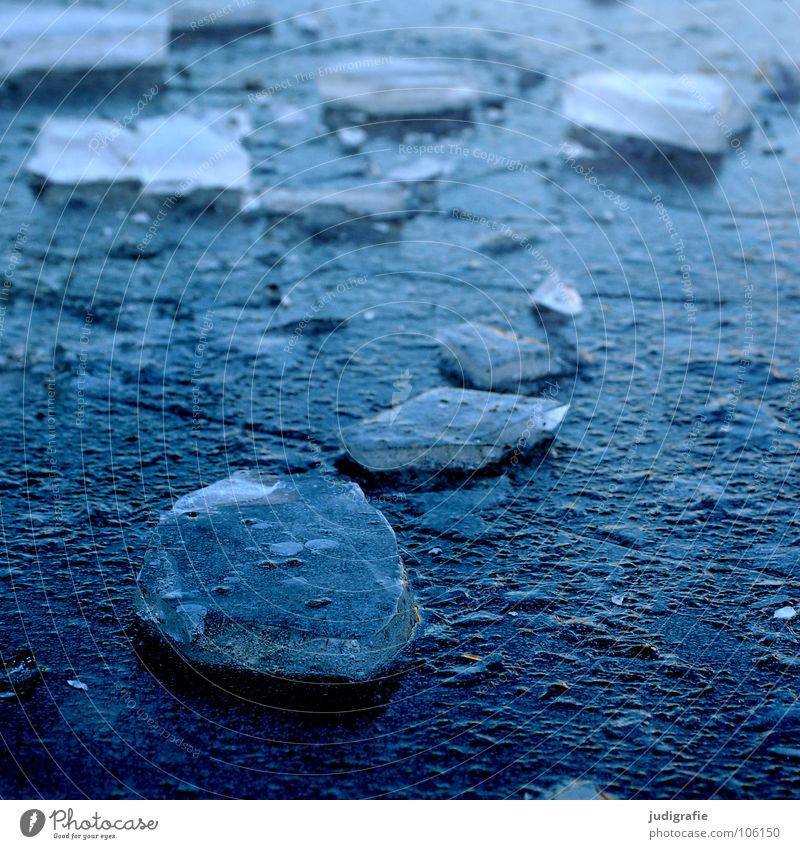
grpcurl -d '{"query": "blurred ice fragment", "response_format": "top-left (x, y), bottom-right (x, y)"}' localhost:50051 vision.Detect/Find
top-left (563, 70), bottom-right (751, 155)
top-left (67, 679), bottom-right (88, 691)
top-left (319, 57), bottom-right (481, 127)
top-left (27, 112), bottom-right (252, 211)
top-left (774, 606), bottom-right (797, 620)
top-left (0, 5), bottom-right (168, 78)
top-left (531, 273), bottom-right (583, 319)
top-left (291, 10), bottom-right (323, 37)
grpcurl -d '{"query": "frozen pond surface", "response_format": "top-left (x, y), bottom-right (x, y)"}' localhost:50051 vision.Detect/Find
top-left (1, 0), bottom-right (800, 798)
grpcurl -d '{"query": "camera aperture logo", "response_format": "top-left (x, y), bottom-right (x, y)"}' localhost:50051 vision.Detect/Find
top-left (20, 810), bottom-right (45, 837)
top-left (18, 808), bottom-right (158, 838)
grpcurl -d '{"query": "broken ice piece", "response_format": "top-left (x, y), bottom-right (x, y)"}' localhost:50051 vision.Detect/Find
top-left (252, 185), bottom-right (406, 232)
top-left (531, 273), bottom-right (583, 318)
top-left (341, 387), bottom-right (568, 475)
top-left (170, 1), bottom-right (272, 36)
top-left (437, 322), bottom-right (564, 392)
top-left (549, 781), bottom-right (609, 800)
top-left (388, 157), bottom-right (452, 182)
top-left (337, 127), bottom-right (368, 151)
top-left (188, 108), bottom-right (253, 143)
top-left (171, 475), bottom-right (289, 514)
top-left (774, 606), bottom-right (797, 620)
top-left (27, 112), bottom-right (252, 211)
top-left (0, 651), bottom-right (41, 698)
top-left (563, 71), bottom-right (751, 155)
top-left (319, 57), bottom-right (481, 127)
top-left (67, 679), bottom-right (88, 691)
top-left (0, 5), bottom-right (168, 79)
top-left (292, 10), bottom-right (323, 36)
top-left (136, 472), bottom-right (416, 684)
top-left (477, 225), bottom-right (539, 256)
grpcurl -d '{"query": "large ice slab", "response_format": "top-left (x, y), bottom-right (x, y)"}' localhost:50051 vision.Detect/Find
top-left (27, 112), bottom-right (252, 209)
top-left (563, 71), bottom-right (751, 154)
top-left (136, 472), bottom-right (416, 684)
top-left (341, 387), bottom-right (568, 475)
top-left (0, 5), bottom-right (168, 78)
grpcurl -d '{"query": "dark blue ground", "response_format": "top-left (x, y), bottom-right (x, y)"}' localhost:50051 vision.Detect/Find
top-left (1, 0), bottom-right (799, 799)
